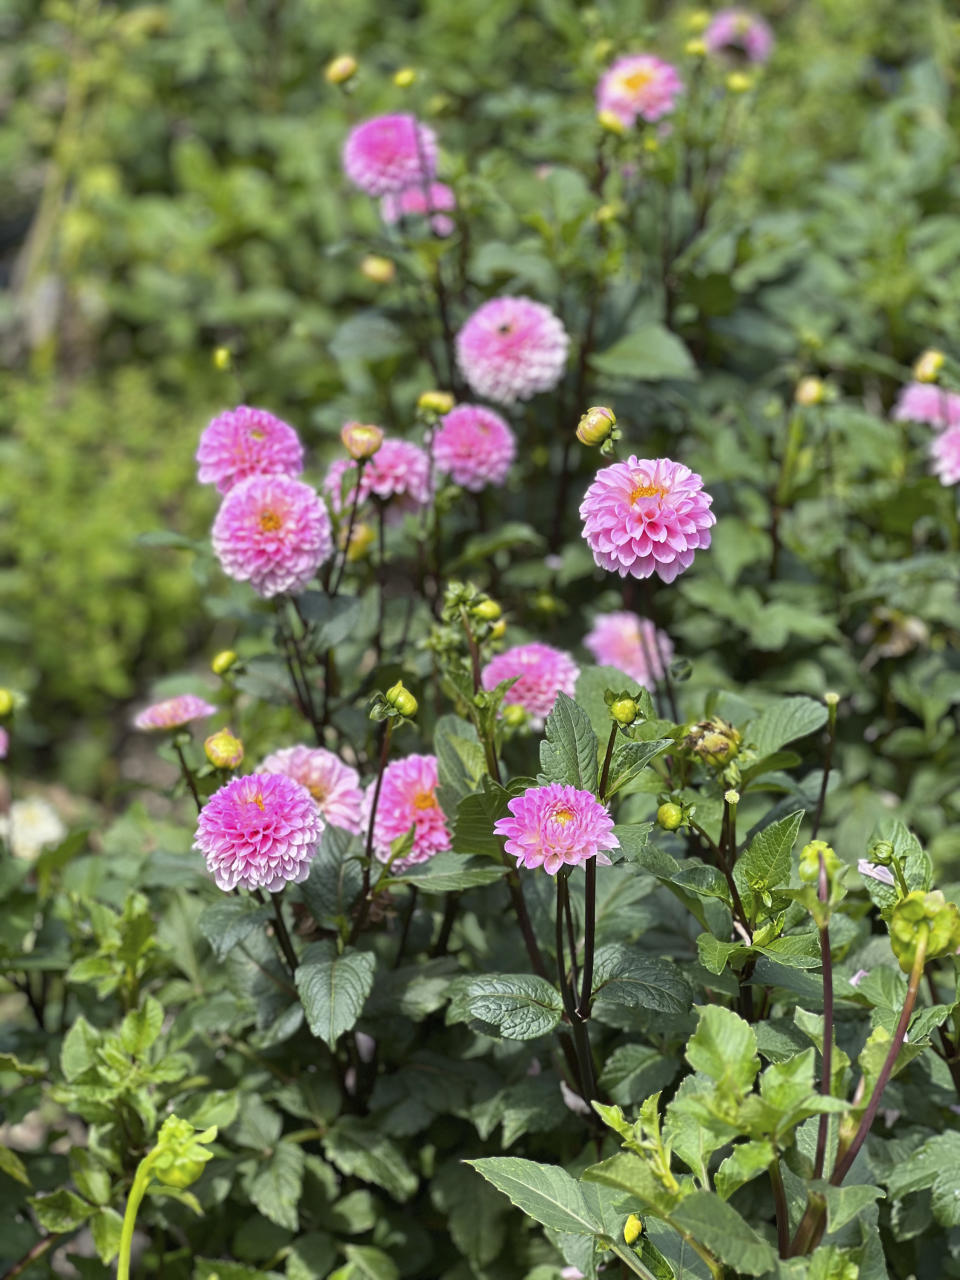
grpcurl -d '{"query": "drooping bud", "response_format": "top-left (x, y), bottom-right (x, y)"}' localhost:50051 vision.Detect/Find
top-left (597, 109), bottom-right (627, 136)
top-left (204, 727), bottom-right (244, 770)
top-left (684, 717), bottom-right (741, 768)
top-left (385, 680), bottom-right (418, 718)
top-left (211, 650), bottom-right (237, 676)
top-left (360, 255), bottom-right (396, 284)
top-left (914, 349), bottom-right (945, 383)
top-left (576, 405), bottom-right (616, 447)
top-left (798, 840), bottom-right (841, 884)
top-left (890, 890), bottom-right (960, 973)
top-left (417, 389), bottom-right (456, 415)
top-left (325, 54), bottom-right (358, 85)
top-left (657, 802), bottom-right (684, 831)
top-left (610, 697), bottom-right (639, 726)
top-left (340, 421), bottom-right (384, 461)
top-left (393, 67), bottom-right (416, 87)
top-left (795, 376), bottom-right (826, 406)
top-left (0, 689), bottom-right (13, 717)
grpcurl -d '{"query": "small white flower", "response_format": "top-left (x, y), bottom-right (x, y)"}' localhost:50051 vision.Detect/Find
top-left (0, 797), bottom-right (66, 862)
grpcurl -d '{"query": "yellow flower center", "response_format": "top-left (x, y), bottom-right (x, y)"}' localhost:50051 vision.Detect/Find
top-left (413, 790), bottom-right (437, 811)
top-left (553, 807), bottom-right (574, 825)
top-left (621, 67), bottom-right (654, 93)
top-left (250, 792), bottom-right (265, 811)
top-left (259, 510), bottom-right (282, 531)
top-left (250, 429), bottom-right (265, 440)
top-left (629, 481), bottom-right (667, 504)
top-left (308, 783), bottom-right (328, 803)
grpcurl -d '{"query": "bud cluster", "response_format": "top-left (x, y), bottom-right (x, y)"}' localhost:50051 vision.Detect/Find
top-left (890, 890), bottom-right (960, 973)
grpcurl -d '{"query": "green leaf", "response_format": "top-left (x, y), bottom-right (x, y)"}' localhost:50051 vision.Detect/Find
top-left (749, 698), bottom-right (828, 755)
top-left (452, 786), bottom-right (512, 859)
top-left (448, 974), bottom-right (564, 1040)
top-left (581, 1151), bottom-right (679, 1216)
top-left (286, 1233), bottom-right (338, 1280)
top-left (591, 945), bottom-right (693, 1018)
top-left (297, 592), bottom-right (365, 647)
top-left (323, 1117), bottom-right (418, 1202)
top-left (69, 1149), bottom-right (110, 1204)
top-left (431, 1161), bottom-right (510, 1269)
top-left (715, 1140), bottom-right (775, 1200)
top-left (120, 995), bottom-right (164, 1057)
top-left (0, 1145), bottom-right (30, 1187)
top-left (466, 1158), bottom-right (602, 1235)
top-left (670, 1191), bottom-right (777, 1275)
top-left (686, 1005), bottom-right (760, 1096)
top-left (0, 1052), bottom-right (46, 1079)
top-left (296, 945), bottom-right (375, 1050)
top-left (246, 1141), bottom-right (304, 1232)
top-left (599, 1045), bottom-right (680, 1107)
top-left (590, 324), bottom-right (698, 382)
top-left (302, 824), bottom-right (363, 925)
top-left (538, 692), bottom-right (600, 790)
top-left (605, 739), bottom-right (673, 798)
top-left (735, 810), bottom-right (804, 896)
top-left (90, 1207), bottom-right (124, 1264)
top-left (332, 1245), bottom-right (400, 1280)
top-left (61, 1016), bottom-right (100, 1081)
top-left (198, 898), bottom-right (272, 963)
top-left (30, 1188), bottom-right (94, 1232)
top-left (818, 1182), bottom-right (884, 1233)
top-left (384, 851), bottom-right (508, 893)
top-left (435, 714), bottom-right (487, 814)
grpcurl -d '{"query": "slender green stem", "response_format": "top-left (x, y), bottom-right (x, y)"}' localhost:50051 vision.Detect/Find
top-left (556, 872), bottom-right (597, 1103)
top-left (270, 891), bottom-right (299, 976)
top-left (348, 720), bottom-right (392, 944)
top-left (811, 699), bottom-right (838, 840)
top-left (331, 461), bottom-right (367, 597)
top-left (173, 741), bottom-right (202, 814)
top-left (813, 853), bottom-right (834, 1181)
top-left (117, 1160), bottom-right (155, 1280)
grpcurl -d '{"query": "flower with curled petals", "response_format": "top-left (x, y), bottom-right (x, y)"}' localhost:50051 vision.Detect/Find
top-left (195, 773), bottom-right (323, 893)
top-left (196, 406), bottom-right (304, 494)
top-left (381, 182), bottom-right (456, 236)
top-left (342, 114), bottom-right (438, 196)
top-left (579, 456), bottom-right (715, 583)
top-left (584, 612), bottom-right (674, 688)
top-left (705, 9), bottom-right (774, 63)
top-left (433, 404), bottom-right (516, 491)
top-left (134, 694), bottom-right (217, 732)
top-left (365, 754), bottom-right (450, 870)
top-left (324, 438), bottom-right (431, 522)
top-left (494, 783), bottom-right (619, 876)
top-left (481, 643), bottom-right (579, 730)
top-left (596, 55), bottom-right (684, 128)
top-left (212, 474), bottom-right (333, 598)
top-left (259, 745), bottom-right (364, 834)
top-left (456, 297), bottom-right (569, 405)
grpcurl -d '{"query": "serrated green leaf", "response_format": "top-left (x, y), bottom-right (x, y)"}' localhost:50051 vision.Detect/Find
top-left (538, 692), bottom-right (600, 790)
top-left (817, 1181), bottom-right (883, 1233)
top-left (715, 1140), bottom-right (775, 1199)
top-left (323, 1117), bottom-right (418, 1201)
top-left (30, 1188), bottom-right (94, 1232)
top-left (246, 1141), bottom-right (304, 1232)
top-left (605, 739), bottom-right (672, 798)
top-left (0, 1052), bottom-right (46, 1079)
top-left (448, 974), bottom-right (563, 1040)
top-left (384, 851), bottom-right (508, 892)
top-left (590, 324), bottom-right (698, 382)
top-left (332, 1245), bottom-right (400, 1280)
top-left (296, 944), bottom-right (375, 1050)
top-left (686, 1005), bottom-right (759, 1096)
top-left (467, 1157), bottom-right (602, 1235)
top-left (749, 698), bottom-right (828, 755)
top-left (198, 898), bottom-right (272, 963)
top-left (90, 1206), bottom-right (124, 1264)
top-left (591, 945), bottom-right (693, 1018)
top-left (670, 1191), bottom-right (777, 1275)
top-left (120, 995), bottom-right (164, 1057)
top-left (735, 810), bottom-right (804, 896)
top-left (0, 1145), bottom-right (30, 1187)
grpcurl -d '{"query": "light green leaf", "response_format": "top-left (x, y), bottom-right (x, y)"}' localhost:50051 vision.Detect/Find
top-left (296, 945), bottom-right (376, 1050)
top-left (60, 1016), bottom-right (100, 1082)
top-left (591, 324), bottom-right (698, 382)
top-left (435, 714), bottom-right (487, 814)
top-left (538, 692), bottom-right (600, 790)
top-left (90, 1206), bottom-right (124, 1264)
top-left (120, 996), bottom-right (164, 1057)
top-left (605, 739), bottom-right (673, 798)
top-left (715, 1140), bottom-right (775, 1200)
top-left (735, 810), bottom-right (804, 896)
top-left (0, 1146), bottom-right (31, 1187)
top-left (749, 698), bottom-right (828, 756)
top-left (466, 1157), bottom-right (601, 1235)
top-left (332, 1245), bottom-right (400, 1280)
top-left (818, 1182), bottom-right (883, 1233)
top-left (686, 1005), bottom-right (760, 1097)
top-left (30, 1188), bottom-right (94, 1232)
top-left (696, 933), bottom-right (748, 977)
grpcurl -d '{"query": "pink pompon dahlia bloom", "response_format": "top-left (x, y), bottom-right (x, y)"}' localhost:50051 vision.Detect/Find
top-left (705, 9), bottom-right (774, 63)
top-left (195, 772), bottom-right (323, 893)
top-left (596, 55), bottom-right (684, 128)
top-left (381, 182), bottom-right (456, 236)
top-left (196, 406), bottom-right (304, 494)
top-left (342, 114), bottom-right (438, 196)
top-left (324, 438), bottom-right (431, 521)
top-left (481, 643), bottom-right (580, 729)
top-left (432, 404), bottom-right (516, 491)
top-left (931, 426), bottom-right (960, 486)
top-left (580, 456), bottom-right (716, 583)
top-left (494, 783), bottom-right (619, 875)
top-left (134, 694), bottom-right (217, 732)
top-left (259, 745), bottom-right (364, 834)
top-left (456, 296), bottom-right (569, 405)
top-left (584, 611), bottom-right (674, 688)
top-left (212, 474), bottom-right (333, 597)
top-left (893, 382), bottom-right (960, 430)
top-left (366, 754), bottom-right (451, 870)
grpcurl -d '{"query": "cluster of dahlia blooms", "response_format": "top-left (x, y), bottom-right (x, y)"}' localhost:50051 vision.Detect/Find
top-left (494, 783), bottom-right (619, 875)
top-left (584, 611), bottom-right (674, 688)
top-left (365, 754), bottom-right (451, 870)
top-left (704, 8), bottom-right (774, 63)
top-left (579, 456), bottom-right (715, 583)
top-left (596, 54), bottom-right (684, 128)
top-left (432, 404), bottom-right (516, 491)
top-left (258, 745), bottom-right (364, 834)
top-left (343, 114), bottom-right (456, 235)
top-left (481, 643), bottom-right (579, 729)
top-left (134, 694), bottom-right (217, 732)
top-left (456, 297), bottom-right (569, 404)
top-left (324, 437), bottom-right (431, 522)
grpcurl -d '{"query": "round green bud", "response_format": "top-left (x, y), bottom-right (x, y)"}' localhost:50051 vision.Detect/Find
top-left (0, 689), bottom-right (13, 717)
top-left (576, 405), bottom-right (616, 447)
top-left (610, 697), bottom-right (639, 726)
top-left (204, 728), bottom-right (244, 770)
top-left (798, 840), bottom-right (840, 884)
top-left (472, 599), bottom-right (501, 622)
top-left (490, 618), bottom-right (507, 640)
top-left (385, 681), bottom-right (418, 718)
top-left (869, 840), bottom-right (895, 866)
top-left (211, 650), bottom-right (238, 676)
top-left (657, 802), bottom-right (684, 831)
top-left (502, 703), bottom-right (527, 728)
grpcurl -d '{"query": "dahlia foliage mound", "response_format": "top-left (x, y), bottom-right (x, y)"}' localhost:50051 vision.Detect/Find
top-left (4, 6), bottom-right (960, 1280)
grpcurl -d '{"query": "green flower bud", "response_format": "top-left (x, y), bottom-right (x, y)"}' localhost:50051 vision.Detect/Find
top-left (325, 54), bottom-right (358, 85)
top-left (502, 703), bottom-right (527, 728)
top-left (657, 802), bottom-right (684, 831)
top-left (204, 727), bottom-right (244, 770)
top-left (150, 1115), bottom-right (217, 1190)
top-left (490, 618), bottom-right (507, 640)
top-left (385, 681), bottom-right (418, 718)
top-left (798, 840), bottom-right (841, 884)
top-left (418, 389), bottom-right (456, 415)
top-left (914, 349), bottom-right (945, 383)
top-left (211, 650), bottom-right (237, 676)
top-left (0, 689), bottom-right (13, 717)
top-left (472, 598), bottom-right (501, 622)
top-left (610, 697), bottom-right (639, 726)
top-left (341, 421), bottom-right (384, 461)
top-left (889, 890), bottom-right (960, 973)
top-left (623, 1213), bottom-right (644, 1245)
top-left (684, 718), bottom-right (741, 768)
top-left (869, 840), bottom-right (895, 866)
top-left (576, 405), bottom-right (616, 447)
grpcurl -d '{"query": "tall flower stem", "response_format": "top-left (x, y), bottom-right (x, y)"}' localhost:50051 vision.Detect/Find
top-left (270, 890), bottom-right (299, 977)
top-left (173, 741), bottom-right (202, 814)
top-left (578, 723), bottom-right (617, 1019)
top-left (811, 696), bottom-right (838, 840)
top-left (331, 460), bottom-right (367, 596)
top-left (348, 720), bottom-right (393, 945)
top-left (556, 871), bottom-right (597, 1104)
top-left (812, 853), bottom-right (834, 1181)
top-left (375, 502), bottom-right (387, 662)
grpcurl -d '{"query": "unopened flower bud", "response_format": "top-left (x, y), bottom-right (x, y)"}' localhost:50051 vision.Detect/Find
top-left (577, 405), bottom-right (616, 447)
top-left (472, 598), bottom-right (501, 622)
top-left (212, 346), bottom-right (232, 371)
top-left (726, 71), bottom-right (753, 93)
top-left (325, 54), bottom-right (358, 85)
top-left (795, 376), bottom-right (826, 406)
top-left (824, 691), bottom-right (840, 707)
top-left (204, 727), bottom-right (244, 770)
top-left (610, 697), bottom-right (639, 726)
top-left (657, 802), bottom-right (684, 831)
top-left (623, 1213), bottom-right (644, 1245)
top-left (798, 840), bottom-right (840, 884)
top-left (890, 890), bottom-right (960, 972)
top-left (211, 650), bottom-right (237, 676)
top-left (393, 67), bottom-right (416, 87)
top-left (914, 349), bottom-right (945, 383)
top-left (0, 689), bottom-right (13, 717)
top-left (684, 8), bottom-right (711, 32)
top-left (684, 717), bottom-right (741, 768)
top-left (341, 421), bottom-right (384, 461)
top-left (869, 839), bottom-right (895, 866)
top-left (345, 521), bottom-right (376, 562)
top-left (597, 109), bottom-right (627, 136)
top-left (724, 789), bottom-right (740, 806)
top-left (502, 703), bottom-right (527, 728)
top-left (417, 389), bottom-right (456, 415)
top-left (684, 37), bottom-right (707, 56)
top-left (360, 255), bottom-right (396, 284)
top-left (595, 203), bottom-right (619, 224)
top-left (491, 619), bottom-right (507, 640)
top-left (385, 680), bottom-right (418, 718)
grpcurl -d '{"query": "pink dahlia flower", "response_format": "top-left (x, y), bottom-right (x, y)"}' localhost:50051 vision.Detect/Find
top-left (481, 643), bottom-right (580, 729)
top-left (494, 783), bottom-right (619, 875)
top-left (456, 296), bottom-right (569, 405)
top-left (212, 474), bottom-right (333, 598)
top-left (342, 114), bottom-right (438, 196)
top-left (580, 456), bottom-right (715, 583)
top-left (134, 694), bottom-right (217, 732)
top-left (705, 9), bottom-right (774, 63)
top-left (931, 426), bottom-right (960, 486)
top-left (259, 745), bottom-right (364, 834)
top-left (584, 611), bottom-right (674, 688)
top-left (0, 727), bottom-right (7, 759)
top-left (324, 438), bottom-right (431, 521)
top-left (381, 182), bottom-right (456, 236)
top-left (366, 754), bottom-right (451, 870)
top-left (893, 382), bottom-right (960, 430)
top-left (195, 772), bottom-right (323, 893)
top-left (196, 406), bottom-right (304, 494)
top-left (433, 404), bottom-right (516, 491)
top-left (596, 55), bottom-right (684, 128)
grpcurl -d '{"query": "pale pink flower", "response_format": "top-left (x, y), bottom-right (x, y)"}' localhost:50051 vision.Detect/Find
top-left (893, 382), bottom-right (960, 429)
top-left (456, 297), bottom-right (569, 405)
top-left (194, 772), bottom-right (323, 893)
top-left (931, 426), bottom-right (960, 486)
top-left (134, 694), bottom-right (217, 732)
top-left (481, 643), bottom-right (579, 729)
top-left (857, 859), bottom-right (895, 886)
top-left (342, 114), bottom-right (438, 196)
top-left (196, 406), bottom-right (304, 494)
top-left (381, 182), bottom-right (456, 236)
top-left (212, 474), bottom-right (333, 598)
top-left (705, 9), bottom-right (774, 63)
top-left (366, 754), bottom-right (451, 870)
top-left (584, 611), bottom-right (674, 688)
top-left (0, 728), bottom-right (7, 759)
top-left (259, 745), bottom-right (364, 834)
top-left (579, 456), bottom-right (715, 583)
top-left (432, 404), bottom-right (516, 491)
top-left (324, 438), bottom-right (431, 521)
top-left (494, 783), bottom-right (619, 875)
top-left (596, 55), bottom-right (684, 128)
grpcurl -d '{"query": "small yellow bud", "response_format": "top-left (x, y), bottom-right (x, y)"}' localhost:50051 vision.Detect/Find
top-left (394, 67), bottom-right (416, 87)
top-left (642, 135), bottom-right (660, 153)
top-left (417, 389), bottom-right (456, 415)
top-left (502, 703), bottom-right (527, 728)
top-left (360, 255), bottom-right (396, 284)
top-left (212, 346), bottom-right (232, 371)
top-left (490, 618), bottom-right (507, 640)
top-left (610, 697), bottom-right (639, 726)
top-left (824, 691), bottom-right (840, 708)
top-left (724, 789), bottom-right (740, 806)
top-left (684, 37), bottom-right (707, 56)
top-left (0, 689), bottom-right (13, 716)
top-left (576, 405), bottom-right (616, 447)
top-left (385, 680), bottom-right (418, 718)
top-left (341, 421), bottom-right (384, 461)
top-left (595, 203), bottom-right (619, 224)
top-left (325, 54), bottom-right (358, 85)
top-left (685, 8), bottom-right (711, 33)
top-left (726, 71), bottom-right (753, 93)
top-left (623, 1213), bottom-right (644, 1245)
top-left (211, 650), bottom-right (237, 676)
top-left (592, 39), bottom-right (615, 62)
top-left (795, 376), bottom-right (826, 407)
top-left (472, 599), bottom-right (501, 622)
top-left (657, 802), bottom-right (684, 831)
top-left (914, 349), bottom-right (945, 383)
top-left (597, 109), bottom-right (627, 136)
top-left (204, 727), bottom-right (244, 770)
top-left (345, 521), bottom-right (376, 562)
